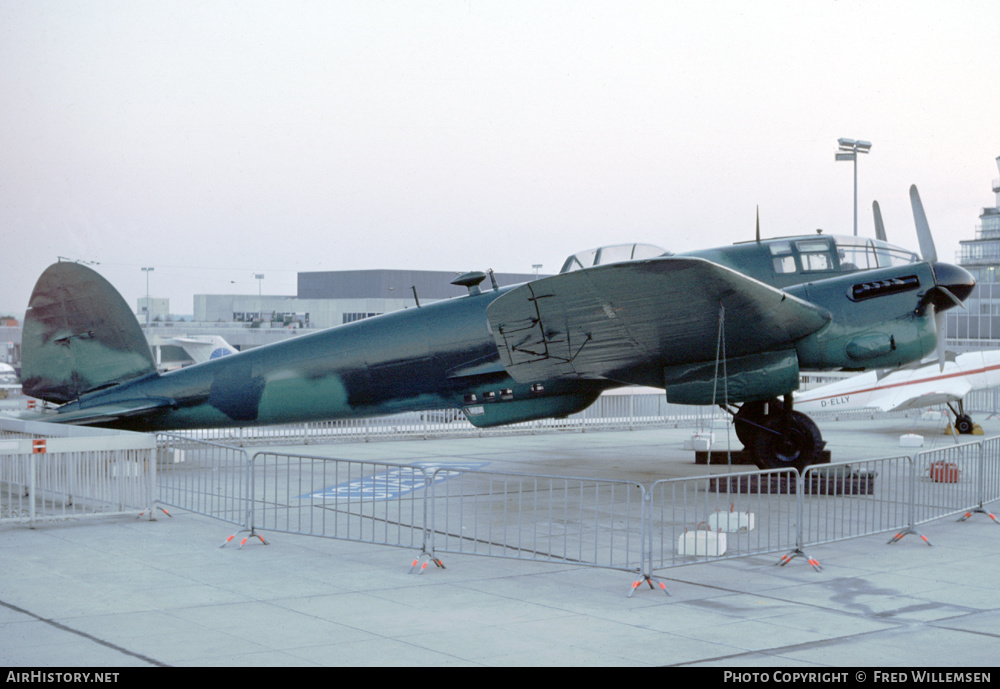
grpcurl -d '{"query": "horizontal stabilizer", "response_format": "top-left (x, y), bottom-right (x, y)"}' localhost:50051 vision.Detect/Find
top-left (486, 257), bottom-right (830, 384)
top-left (31, 397), bottom-right (173, 426)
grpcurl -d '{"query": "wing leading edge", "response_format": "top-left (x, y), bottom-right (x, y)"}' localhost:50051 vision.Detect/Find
top-left (486, 257), bottom-right (831, 386)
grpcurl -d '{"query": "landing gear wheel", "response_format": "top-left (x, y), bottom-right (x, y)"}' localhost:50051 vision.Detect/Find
top-left (751, 411), bottom-right (823, 472)
top-left (955, 415), bottom-right (974, 435)
top-left (734, 399), bottom-right (783, 447)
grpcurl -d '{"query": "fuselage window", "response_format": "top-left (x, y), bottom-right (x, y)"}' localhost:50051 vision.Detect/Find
top-left (837, 245), bottom-right (873, 271)
top-left (769, 241), bottom-right (797, 274)
top-left (773, 255), bottom-right (797, 274)
top-left (796, 239), bottom-right (835, 272)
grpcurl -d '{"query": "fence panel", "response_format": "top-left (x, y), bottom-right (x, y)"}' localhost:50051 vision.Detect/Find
top-left (249, 452), bottom-right (428, 550)
top-left (911, 440), bottom-right (983, 526)
top-left (646, 469), bottom-right (799, 571)
top-left (799, 456), bottom-right (911, 546)
top-left (1, 439), bottom-right (155, 526)
top-left (425, 468), bottom-right (644, 571)
top-left (977, 437), bottom-right (1000, 510)
top-left (156, 433), bottom-right (251, 527)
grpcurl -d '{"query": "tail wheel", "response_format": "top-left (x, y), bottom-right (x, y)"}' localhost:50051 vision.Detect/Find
top-left (751, 411), bottom-right (823, 472)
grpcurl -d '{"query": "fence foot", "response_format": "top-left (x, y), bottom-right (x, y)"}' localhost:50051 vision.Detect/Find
top-left (957, 508), bottom-right (1000, 526)
top-left (628, 574), bottom-right (670, 597)
top-left (776, 548), bottom-right (822, 571)
top-left (137, 505), bottom-right (173, 521)
top-left (887, 527), bottom-right (932, 546)
top-left (220, 528), bottom-right (270, 549)
top-left (409, 552), bottom-right (446, 574)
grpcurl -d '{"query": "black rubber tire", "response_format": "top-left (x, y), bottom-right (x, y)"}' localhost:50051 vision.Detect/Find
top-left (751, 411), bottom-right (823, 472)
top-left (956, 415), bottom-right (974, 434)
top-left (734, 399), bottom-right (783, 447)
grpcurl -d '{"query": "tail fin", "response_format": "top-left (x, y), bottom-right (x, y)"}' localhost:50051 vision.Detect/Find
top-left (22, 262), bottom-right (157, 403)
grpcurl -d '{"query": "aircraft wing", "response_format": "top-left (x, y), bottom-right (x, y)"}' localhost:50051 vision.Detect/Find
top-left (869, 379), bottom-right (973, 412)
top-left (486, 257), bottom-right (831, 384)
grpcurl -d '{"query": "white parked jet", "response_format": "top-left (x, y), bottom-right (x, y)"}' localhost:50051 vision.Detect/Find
top-left (168, 336), bottom-right (239, 364)
top-left (153, 335), bottom-right (240, 372)
top-left (794, 350), bottom-right (1000, 434)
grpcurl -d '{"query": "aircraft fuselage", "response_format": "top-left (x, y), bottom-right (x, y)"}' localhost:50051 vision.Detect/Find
top-left (54, 283), bottom-right (610, 431)
top-left (25, 231), bottom-right (973, 437)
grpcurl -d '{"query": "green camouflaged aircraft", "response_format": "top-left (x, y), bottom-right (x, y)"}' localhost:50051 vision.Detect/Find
top-left (19, 186), bottom-right (974, 470)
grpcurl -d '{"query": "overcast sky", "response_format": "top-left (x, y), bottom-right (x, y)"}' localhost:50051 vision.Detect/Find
top-left (2, 1), bottom-right (999, 318)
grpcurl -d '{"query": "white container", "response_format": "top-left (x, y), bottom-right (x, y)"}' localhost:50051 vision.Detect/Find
top-left (899, 433), bottom-right (923, 448)
top-left (684, 432), bottom-right (713, 451)
top-left (708, 508), bottom-right (755, 533)
top-left (677, 527), bottom-right (727, 556)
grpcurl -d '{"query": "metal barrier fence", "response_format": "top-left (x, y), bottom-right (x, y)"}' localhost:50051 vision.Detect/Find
top-left (964, 387), bottom-right (1000, 417)
top-left (9, 416), bottom-right (994, 590)
top-left (799, 456), bottom-right (912, 547)
top-left (905, 438), bottom-right (1000, 535)
top-left (424, 467), bottom-right (644, 571)
top-left (155, 433), bottom-right (252, 527)
top-left (911, 441), bottom-right (982, 528)
top-left (148, 435), bottom-right (1000, 579)
top-left (0, 419), bottom-right (156, 526)
top-left (645, 469), bottom-right (800, 570)
top-left (641, 449), bottom-right (998, 581)
top-left (248, 451), bottom-right (427, 551)
top-left (142, 438), bottom-right (999, 586)
top-left (982, 437), bottom-right (1000, 507)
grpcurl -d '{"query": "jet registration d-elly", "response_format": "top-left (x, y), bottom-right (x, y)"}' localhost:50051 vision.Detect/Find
top-left (795, 350), bottom-right (1000, 434)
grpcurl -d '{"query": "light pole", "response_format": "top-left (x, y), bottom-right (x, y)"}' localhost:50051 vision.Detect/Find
top-left (141, 267), bottom-right (154, 328)
top-left (255, 273), bottom-right (265, 325)
top-left (835, 138), bottom-right (871, 236)
top-left (532, 264), bottom-right (542, 278)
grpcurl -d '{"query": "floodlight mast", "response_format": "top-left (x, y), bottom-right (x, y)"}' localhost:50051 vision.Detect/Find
top-left (836, 138), bottom-right (872, 236)
top-left (255, 273), bottom-right (265, 325)
top-left (141, 267), bottom-right (154, 329)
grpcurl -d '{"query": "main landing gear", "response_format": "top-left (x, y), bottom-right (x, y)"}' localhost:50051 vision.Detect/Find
top-left (947, 401), bottom-right (975, 435)
top-left (730, 395), bottom-right (826, 472)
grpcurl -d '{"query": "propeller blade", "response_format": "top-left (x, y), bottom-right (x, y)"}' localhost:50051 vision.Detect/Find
top-left (936, 285), bottom-right (965, 309)
top-left (910, 185), bottom-right (937, 263)
top-left (872, 200), bottom-right (886, 242)
top-left (935, 309), bottom-right (947, 371)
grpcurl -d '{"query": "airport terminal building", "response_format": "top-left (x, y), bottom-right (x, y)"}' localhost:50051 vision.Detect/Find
top-left (947, 155), bottom-right (1000, 349)
top-left (193, 269), bottom-right (543, 330)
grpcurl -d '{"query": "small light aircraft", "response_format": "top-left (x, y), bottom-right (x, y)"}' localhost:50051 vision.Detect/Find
top-left (0, 362), bottom-right (19, 396)
top-left (17, 186), bottom-right (975, 471)
top-left (794, 350), bottom-right (1000, 434)
top-left (0, 362), bottom-right (17, 386)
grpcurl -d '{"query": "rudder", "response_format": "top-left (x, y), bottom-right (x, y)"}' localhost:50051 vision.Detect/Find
top-left (22, 262), bottom-right (157, 403)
